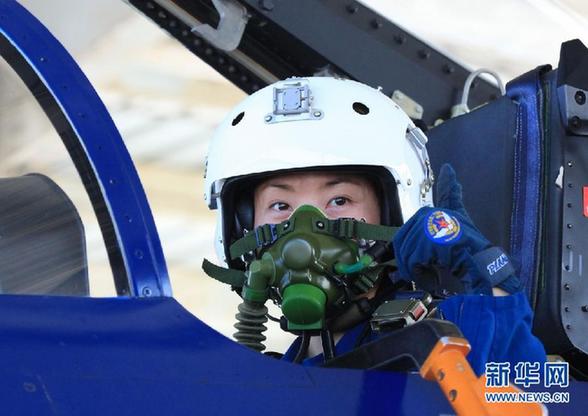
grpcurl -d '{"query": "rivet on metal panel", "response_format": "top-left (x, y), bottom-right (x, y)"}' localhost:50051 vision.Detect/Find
top-left (418, 49), bottom-right (430, 59)
top-left (443, 64), bottom-right (455, 74)
top-left (259, 0), bottom-right (274, 11)
top-left (370, 19), bottom-right (382, 29)
top-left (346, 4), bottom-right (359, 14)
top-left (394, 35), bottom-right (406, 45)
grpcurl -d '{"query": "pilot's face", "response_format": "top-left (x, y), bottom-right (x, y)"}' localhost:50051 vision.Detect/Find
top-left (253, 171), bottom-right (381, 227)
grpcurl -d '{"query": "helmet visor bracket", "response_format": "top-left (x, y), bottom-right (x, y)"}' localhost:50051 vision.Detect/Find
top-left (265, 80), bottom-right (324, 124)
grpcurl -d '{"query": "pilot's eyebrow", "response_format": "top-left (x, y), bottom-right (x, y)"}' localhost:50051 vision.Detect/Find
top-left (324, 177), bottom-right (362, 187)
top-left (265, 183), bottom-right (294, 191)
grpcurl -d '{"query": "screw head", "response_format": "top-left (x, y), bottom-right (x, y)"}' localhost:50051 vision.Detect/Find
top-left (259, 0), bottom-right (274, 11)
top-left (313, 111), bottom-right (322, 117)
top-left (570, 116), bottom-right (581, 129)
top-left (370, 19), bottom-right (382, 29)
top-left (316, 221), bottom-right (325, 229)
top-left (142, 287), bottom-right (153, 297)
top-left (394, 35), bottom-right (406, 45)
top-left (346, 4), bottom-right (358, 13)
top-left (264, 115), bottom-right (273, 122)
top-left (443, 64), bottom-right (455, 74)
top-left (418, 49), bottom-right (430, 59)
top-left (574, 90), bottom-right (586, 105)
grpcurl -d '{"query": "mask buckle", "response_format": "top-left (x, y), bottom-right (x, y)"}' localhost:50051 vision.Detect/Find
top-left (254, 223), bottom-right (279, 247)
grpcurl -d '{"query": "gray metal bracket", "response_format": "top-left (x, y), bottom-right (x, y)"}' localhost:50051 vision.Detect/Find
top-left (191, 0), bottom-right (249, 51)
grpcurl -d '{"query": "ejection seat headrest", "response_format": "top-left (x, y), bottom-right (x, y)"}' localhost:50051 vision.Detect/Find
top-left (0, 174), bottom-right (89, 295)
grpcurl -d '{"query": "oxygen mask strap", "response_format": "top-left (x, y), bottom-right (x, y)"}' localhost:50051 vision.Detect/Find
top-left (229, 220), bottom-right (295, 260)
top-left (229, 217), bottom-right (400, 261)
top-left (201, 258), bottom-right (246, 287)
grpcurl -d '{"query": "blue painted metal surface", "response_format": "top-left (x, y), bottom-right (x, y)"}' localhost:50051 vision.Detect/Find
top-left (0, 294), bottom-right (454, 415)
top-left (0, 294), bottom-right (584, 415)
top-left (0, 0), bottom-right (170, 297)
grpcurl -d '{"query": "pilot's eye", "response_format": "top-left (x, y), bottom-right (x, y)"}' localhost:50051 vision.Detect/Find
top-left (329, 197), bottom-right (349, 207)
top-left (270, 202), bottom-right (290, 211)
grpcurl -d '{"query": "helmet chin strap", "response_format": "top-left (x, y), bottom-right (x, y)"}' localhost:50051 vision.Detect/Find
top-left (202, 205), bottom-right (399, 354)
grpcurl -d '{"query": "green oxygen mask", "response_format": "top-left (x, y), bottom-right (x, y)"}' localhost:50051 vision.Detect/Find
top-left (245, 205), bottom-right (367, 331)
top-left (202, 205), bottom-right (398, 352)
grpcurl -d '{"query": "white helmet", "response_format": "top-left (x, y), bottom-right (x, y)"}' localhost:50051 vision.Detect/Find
top-left (205, 77), bottom-right (434, 267)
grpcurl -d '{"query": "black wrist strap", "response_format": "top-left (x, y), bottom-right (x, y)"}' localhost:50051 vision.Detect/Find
top-left (472, 246), bottom-right (516, 287)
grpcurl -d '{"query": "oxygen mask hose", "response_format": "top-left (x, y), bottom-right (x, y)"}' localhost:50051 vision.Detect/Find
top-left (234, 301), bottom-right (268, 352)
top-left (233, 253), bottom-right (275, 352)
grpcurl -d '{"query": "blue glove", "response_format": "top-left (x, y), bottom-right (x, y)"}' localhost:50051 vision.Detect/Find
top-left (393, 164), bottom-right (522, 295)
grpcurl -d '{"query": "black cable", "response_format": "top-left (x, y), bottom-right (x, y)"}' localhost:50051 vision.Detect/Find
top-left (293, 331), bottom-right (310, 364)
top-left (321, 329), bottom-right (336, 362)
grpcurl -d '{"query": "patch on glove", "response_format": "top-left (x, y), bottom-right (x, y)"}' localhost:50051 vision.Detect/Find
top-left (424, 210), bottom-right (462, 245)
